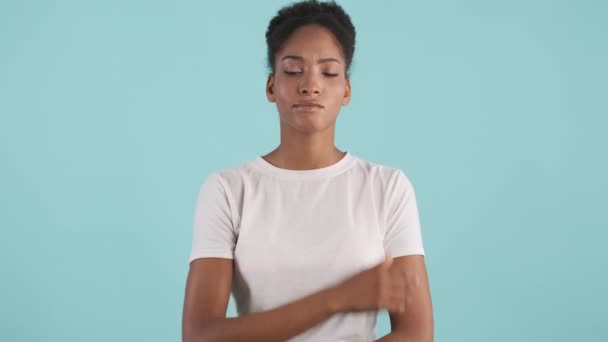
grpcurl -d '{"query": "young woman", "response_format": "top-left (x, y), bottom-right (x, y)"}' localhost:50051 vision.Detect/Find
top-left (182, 1), bottom-right (434, 341)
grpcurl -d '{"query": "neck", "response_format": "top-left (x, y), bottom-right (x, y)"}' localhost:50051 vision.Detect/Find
top-left (262, 124), bottom-right (345, 170)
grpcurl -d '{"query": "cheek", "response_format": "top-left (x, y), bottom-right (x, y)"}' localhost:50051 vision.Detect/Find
top-left (274, 80), bottom-right (296, 101)
top-left (328, 84), bottom-right (347, 106)
top-left (276, 85), bottom-right (292, 98)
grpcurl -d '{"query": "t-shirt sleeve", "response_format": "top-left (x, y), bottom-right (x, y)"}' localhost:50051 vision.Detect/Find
top-left (383, 169), bottom-right (426, 257)
top-left (189, 173), bottom-right (236, 263)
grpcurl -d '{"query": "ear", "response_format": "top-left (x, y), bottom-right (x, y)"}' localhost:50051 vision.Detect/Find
top-left (266, 73), bottom-right (275, 102)
top-left (342, 78), bottom-right (351, 106)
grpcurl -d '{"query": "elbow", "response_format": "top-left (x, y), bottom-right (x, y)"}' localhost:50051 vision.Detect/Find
top-left (183, 318), bottom-right (222, 342)
top-left (390, 328), bottom-right (433, 342)
top-left (182, 323), bottom-right (203, 342)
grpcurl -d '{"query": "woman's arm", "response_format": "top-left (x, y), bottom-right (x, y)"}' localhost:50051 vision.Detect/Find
top-left (375, 255), bottom-right (434, 342)
top-left (182, 253), bottom-right (409, 342)
top-left (182, 257), bottom-right (343, 342)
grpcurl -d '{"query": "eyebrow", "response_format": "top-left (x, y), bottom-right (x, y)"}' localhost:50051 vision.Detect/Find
top-left (281, 55), bottom-right (341, 64)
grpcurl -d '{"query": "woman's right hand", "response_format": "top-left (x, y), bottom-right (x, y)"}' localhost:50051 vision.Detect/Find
top-left (330, 251), bottom-right (407, 314)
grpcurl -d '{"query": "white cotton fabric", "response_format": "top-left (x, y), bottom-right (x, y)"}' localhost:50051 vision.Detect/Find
top-left (189, 151), bottom-right (425, 341)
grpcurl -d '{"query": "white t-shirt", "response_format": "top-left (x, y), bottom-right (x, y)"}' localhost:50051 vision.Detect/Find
top-left (189, 151), bottom-right (425, 342)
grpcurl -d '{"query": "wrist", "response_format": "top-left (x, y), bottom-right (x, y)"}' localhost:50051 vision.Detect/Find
top-left (325, 285), bottom-right (347, 314)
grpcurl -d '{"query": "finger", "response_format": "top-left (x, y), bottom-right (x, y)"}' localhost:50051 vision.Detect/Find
top-left (381, 250), bottom-right (393, 269)
top-left (390, 287), bottom-right (406, 301)
top-left (387, 300), bottom-right (405, 314)
top-left (390, 270), bottom-right (407, 291)
top-left (391, 282), bottom-right (406, 299)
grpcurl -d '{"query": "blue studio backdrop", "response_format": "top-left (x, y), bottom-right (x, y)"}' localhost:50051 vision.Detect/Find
top-left (1, 1), bottom-right (607, 341)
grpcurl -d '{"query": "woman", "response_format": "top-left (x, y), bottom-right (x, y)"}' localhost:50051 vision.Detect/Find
top-left (182, 1), bottom-right (434, 341)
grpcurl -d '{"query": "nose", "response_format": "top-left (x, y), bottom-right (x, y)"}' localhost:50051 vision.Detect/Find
top-left (298, 72), bottom-right (321, 95)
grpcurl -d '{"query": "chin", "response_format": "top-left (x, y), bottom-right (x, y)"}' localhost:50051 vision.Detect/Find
top-left (279, 111), bottom-right (337, 134)
top-left (293, 120), bottom-right (335, 134)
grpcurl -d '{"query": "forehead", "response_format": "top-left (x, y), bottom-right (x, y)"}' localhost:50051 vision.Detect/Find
top-left (276, 25), bottom-right (345, 62)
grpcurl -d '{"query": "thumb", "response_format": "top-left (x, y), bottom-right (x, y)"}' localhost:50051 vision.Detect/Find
top-left (381, 250), bottom-right (393, 269)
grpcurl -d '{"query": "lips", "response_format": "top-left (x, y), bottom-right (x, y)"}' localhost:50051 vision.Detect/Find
top-left (293, 101), bottom-right (324, 110)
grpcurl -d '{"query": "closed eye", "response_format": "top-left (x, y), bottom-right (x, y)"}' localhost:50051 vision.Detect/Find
top-left (283, 71), bottom-right (338, 77)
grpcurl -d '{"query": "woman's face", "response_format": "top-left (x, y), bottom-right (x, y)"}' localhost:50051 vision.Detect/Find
top-left (266, 24), bottom-right (351, 134)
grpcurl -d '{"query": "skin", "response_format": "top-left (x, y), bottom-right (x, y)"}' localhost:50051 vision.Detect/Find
top-left (182, 24), bottom-right (434, 342)
top-left (263, 24), bottom-right (351, 170)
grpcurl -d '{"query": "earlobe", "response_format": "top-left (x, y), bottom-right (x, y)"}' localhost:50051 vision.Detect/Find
top-left (342, 91), bottom-right (350, 105)
top-left (342, 79), bottom-right (351, 106)
top-left (266, 74), bottom-right (275, 102)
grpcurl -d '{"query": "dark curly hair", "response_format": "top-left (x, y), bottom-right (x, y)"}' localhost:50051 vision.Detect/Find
top-left (265, 0), bottom-right (356, 78)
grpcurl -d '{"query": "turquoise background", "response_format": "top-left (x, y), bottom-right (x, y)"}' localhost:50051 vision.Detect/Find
top-left (1, 0), bottom-right (606, 341)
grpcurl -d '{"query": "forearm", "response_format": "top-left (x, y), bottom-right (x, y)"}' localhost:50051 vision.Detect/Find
top-left (375, 331), bottom-right (432, 342)
top-left (191, 286), bottom-right (342, 342)
top-left (375, 332), bottom-right (409, 341)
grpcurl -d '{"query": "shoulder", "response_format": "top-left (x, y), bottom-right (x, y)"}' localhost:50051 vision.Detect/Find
top-left (199, 158), bottom-right (258, 191)
top-left (351, 154), bottom-right (415, 190)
